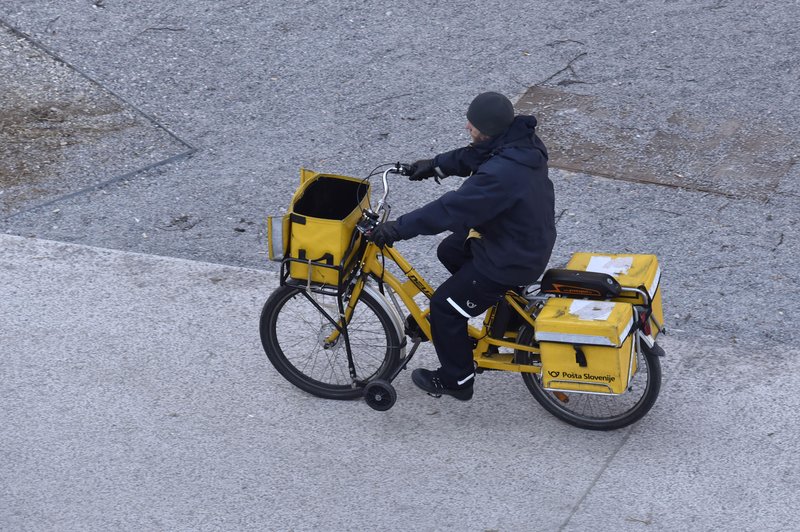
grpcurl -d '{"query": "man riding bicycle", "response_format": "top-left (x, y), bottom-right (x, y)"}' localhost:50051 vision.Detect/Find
top-left (368, 91), bottom-right (556, 401)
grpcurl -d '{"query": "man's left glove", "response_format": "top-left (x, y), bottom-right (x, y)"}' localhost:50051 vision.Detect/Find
top-left (368, 221), bottom-right (401, 248)
top-left (408, 159), bottom-right (436, 181)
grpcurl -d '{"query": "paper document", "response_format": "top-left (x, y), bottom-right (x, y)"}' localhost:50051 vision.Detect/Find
top-left (586, 256), bottom-right (633, 276)
top-left (569, 300), bottom-right (616, 321)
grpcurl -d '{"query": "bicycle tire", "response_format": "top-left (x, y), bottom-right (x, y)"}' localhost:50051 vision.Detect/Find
top-left (517, 325), bottom-right (662, 430)
top-left (260, 285), bottom-right (402, 399)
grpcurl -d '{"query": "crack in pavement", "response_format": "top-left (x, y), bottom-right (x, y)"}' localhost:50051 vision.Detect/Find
top-left (0, 18), bottom-right (196, 219)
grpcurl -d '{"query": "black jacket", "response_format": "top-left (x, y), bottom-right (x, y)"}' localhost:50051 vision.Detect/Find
top-left (395, 115), bottom-right (556, 286)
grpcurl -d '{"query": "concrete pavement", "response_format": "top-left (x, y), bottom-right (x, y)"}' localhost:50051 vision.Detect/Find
top-left (2, 233), bottom-right (797, 531)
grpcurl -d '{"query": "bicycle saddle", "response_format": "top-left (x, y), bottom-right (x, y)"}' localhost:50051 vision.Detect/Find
top-left (540, 268), bottom-right (622, 299)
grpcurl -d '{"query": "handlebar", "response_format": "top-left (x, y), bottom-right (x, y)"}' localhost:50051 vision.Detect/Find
top-left (357, 163), bottom-right (410, 237)
top-left (374, 164), bottom-right (408, 215)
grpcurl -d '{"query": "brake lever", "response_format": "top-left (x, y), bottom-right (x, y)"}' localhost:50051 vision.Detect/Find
top-left (396, 161), bottom-right (413, 176)
top-left (396, 161), bottom-right (440, 184)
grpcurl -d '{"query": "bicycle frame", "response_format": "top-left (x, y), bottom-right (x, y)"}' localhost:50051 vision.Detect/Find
top-left (339, 240), bottom-right (544, 376)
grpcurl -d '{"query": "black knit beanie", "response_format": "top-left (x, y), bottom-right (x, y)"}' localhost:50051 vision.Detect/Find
top-left (466, 92), bottom-right (515, 137)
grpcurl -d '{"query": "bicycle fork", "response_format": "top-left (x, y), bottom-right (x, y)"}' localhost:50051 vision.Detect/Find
top-left (298, 289), bottom-right (360, 388)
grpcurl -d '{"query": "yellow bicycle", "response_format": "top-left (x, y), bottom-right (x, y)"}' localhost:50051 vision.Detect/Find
top-left (260, 165), bottom-right (665, 430)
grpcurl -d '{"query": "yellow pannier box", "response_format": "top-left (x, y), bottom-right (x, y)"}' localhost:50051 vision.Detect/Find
top-left (535, 297), bottom-right (636, 395)
top-left (267, 169), bottom-right (370, 286)
top-left (566, 252), bottom-right (664, 337)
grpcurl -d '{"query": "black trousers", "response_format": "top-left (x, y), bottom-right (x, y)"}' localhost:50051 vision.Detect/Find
top-left (430, 233), bottom-right (512, 385)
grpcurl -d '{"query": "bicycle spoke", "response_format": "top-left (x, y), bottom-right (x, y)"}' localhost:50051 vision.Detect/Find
top-left (262, 286), bottom-right (400, 396)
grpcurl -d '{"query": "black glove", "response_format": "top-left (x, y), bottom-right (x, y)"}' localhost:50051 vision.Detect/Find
top-left (408, 159), bottom-right (436, 181)
top-left (369, 221), bottom-right (401, 248)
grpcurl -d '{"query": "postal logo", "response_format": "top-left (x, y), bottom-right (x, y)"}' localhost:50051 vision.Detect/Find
top-left (548, 371), bottom-right (560, 378)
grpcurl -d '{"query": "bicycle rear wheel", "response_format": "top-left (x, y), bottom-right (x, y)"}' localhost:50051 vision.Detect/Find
top-left (260, 285), bottom-right (401, 399)
top-left (517, 326), bottom-right (661, 430)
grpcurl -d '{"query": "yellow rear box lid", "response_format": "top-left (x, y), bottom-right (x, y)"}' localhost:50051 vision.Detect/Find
top-left (567, 253), bottom-right (661, 298)
top-left (534, 298), bottom-right (634, 347)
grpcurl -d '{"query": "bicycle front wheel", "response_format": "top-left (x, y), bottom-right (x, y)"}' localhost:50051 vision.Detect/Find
top-left (259, 285), bottom-right (401, 399)
top-left (518, 326), bottom-right (662, 430)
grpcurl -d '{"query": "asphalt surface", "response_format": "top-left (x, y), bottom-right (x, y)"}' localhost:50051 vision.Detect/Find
top-left (1, 1), bottom-right (799, 530)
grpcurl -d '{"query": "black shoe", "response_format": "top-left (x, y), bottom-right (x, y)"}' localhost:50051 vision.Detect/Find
top-left (411, 368), bottom-right (474, 401)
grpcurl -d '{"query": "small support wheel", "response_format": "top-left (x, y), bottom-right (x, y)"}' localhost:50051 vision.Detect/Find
top-left (363, 379), bottom-right (397, 411)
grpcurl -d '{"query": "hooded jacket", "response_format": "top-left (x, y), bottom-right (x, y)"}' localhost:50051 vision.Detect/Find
top-left (395, 115), bottom-right (556, 286)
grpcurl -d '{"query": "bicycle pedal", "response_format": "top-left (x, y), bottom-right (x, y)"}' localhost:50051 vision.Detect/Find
top-left (404, 314), bottom-right (429, 342)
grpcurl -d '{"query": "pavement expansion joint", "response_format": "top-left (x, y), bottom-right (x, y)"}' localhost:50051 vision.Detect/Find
top-left (0, 17), bottom-right (196, 219)
top-left (557, 427), bottom-right (636, 531)
top-left (2, 148), bottom-right (196, 221)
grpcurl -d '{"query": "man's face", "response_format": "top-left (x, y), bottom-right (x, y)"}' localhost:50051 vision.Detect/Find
top-left (466, 120), bottom-right (488, 143)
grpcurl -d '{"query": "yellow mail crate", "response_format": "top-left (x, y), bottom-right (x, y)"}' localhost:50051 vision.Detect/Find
top-left (534, 297), bottom-right (636, 395)
top-left (268, 169), bottom-right (370, 286)
top-left (566, 252), bottom-right (664, 336)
